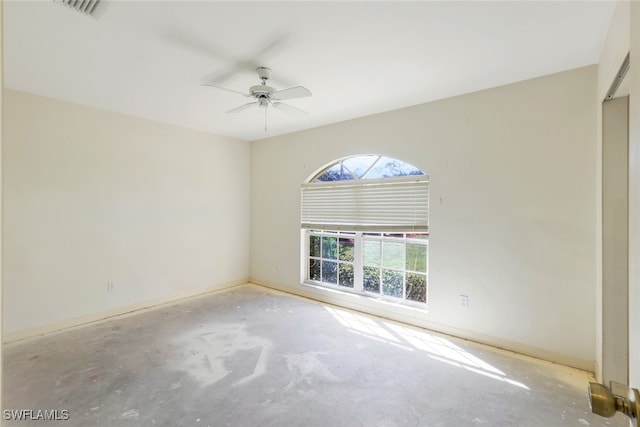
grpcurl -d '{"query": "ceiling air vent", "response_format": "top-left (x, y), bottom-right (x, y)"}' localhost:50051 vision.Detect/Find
top-left (54, 0), bottom-right (102, 17)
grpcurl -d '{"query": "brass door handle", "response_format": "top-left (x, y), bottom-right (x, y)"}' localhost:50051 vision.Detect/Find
top-left (589, 382), bottom-right (640, 424)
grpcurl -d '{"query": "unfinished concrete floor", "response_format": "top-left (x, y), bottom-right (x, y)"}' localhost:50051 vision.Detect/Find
top-left (3, 285), bottom-right (629, 426)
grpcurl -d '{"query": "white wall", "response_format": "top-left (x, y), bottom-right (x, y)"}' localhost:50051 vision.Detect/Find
top-left (250, 66), bottom-right (597, 370)
top-left (3, 90), bottom-right (251, 339)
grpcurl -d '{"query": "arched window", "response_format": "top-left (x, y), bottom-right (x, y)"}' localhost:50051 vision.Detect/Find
top-left (301, 155), bottom-right (429, 305)
top-left (314, 155), bottom-right (424, 182)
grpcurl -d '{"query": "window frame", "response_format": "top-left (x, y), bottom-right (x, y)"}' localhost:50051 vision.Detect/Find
top-left (301, 155), bottom-right (429, 308)
top-left (303, 229), bottom-right (429, 307)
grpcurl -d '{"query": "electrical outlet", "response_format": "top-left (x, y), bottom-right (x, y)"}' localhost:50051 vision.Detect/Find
top-left (460, 294), bottom-right (469, 308)
top-left (107, 281), bottom-right (115, 292)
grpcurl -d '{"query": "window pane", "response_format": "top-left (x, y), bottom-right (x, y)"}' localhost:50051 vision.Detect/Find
top-left (322, 261), bottom-right (337, 284)
top-left (309, 259), bottom-right (321, 281)
top-left (364, 240), bottom-right (381, 266)
top-left (339, 238), bottom-right (354, 262)
top-left (382, 242), bottom-right (404, 269)
top-left (406, 273), bottom-right (427, 303)
top-left (382, 269), bottom-right (403, 298)
top-left (316, 163), bottom-right (355, 182)
top-left (310, 235), bottom-right (321, 258)
top-left (338, 263), bottom-right (354, 288)
top-left (363, 266), bottom-right (380, 293)
top-left (342, 155), bottom-right (379, 178)
top-left (406, 243), bottom-right (427, 273)
top-left (322, 236), bottom-right (338, 260)
top-left (365, 156), bottom-right (424, 179)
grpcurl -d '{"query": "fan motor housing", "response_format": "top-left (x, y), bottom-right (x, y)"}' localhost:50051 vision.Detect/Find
top-left (250, 85), bottom-right (275, 97)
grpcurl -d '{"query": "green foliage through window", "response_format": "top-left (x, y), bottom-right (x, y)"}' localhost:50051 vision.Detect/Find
top-left (309, 232), bottom-right (356, 289)
top-left (308, 231), bottom-right (428, 304)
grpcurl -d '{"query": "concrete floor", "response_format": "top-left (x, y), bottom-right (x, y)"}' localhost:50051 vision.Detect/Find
top-left (2, 284), bottom-right (629, 427)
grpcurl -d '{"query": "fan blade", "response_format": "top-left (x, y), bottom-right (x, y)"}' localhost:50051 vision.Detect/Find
top-left (203, 36), bottom-right (290, 85)
top-left (226, 102), bottom-right (257, 114)
top-left (272, 102), bottom-right (309, 116)
top-left (202, 84), bottom-right (250, 97)
top-left (164, 31), bottom-right (232, 63)
top-left (271, 86), bottom-right (312, 101)
top-left (165, 31), bottom-right (290, 85)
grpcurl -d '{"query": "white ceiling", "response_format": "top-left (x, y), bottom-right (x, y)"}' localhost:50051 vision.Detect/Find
top-left (3, 1), bottom-right (615, 141)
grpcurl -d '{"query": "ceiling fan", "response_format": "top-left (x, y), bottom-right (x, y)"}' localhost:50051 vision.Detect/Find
top-left (203, 67), bottom-right (312, 131)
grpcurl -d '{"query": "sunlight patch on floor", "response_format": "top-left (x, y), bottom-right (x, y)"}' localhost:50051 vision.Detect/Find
top-left (324, 305), bottom-right (530, 390)
top-left (324, 306), bottom-right (414, 351)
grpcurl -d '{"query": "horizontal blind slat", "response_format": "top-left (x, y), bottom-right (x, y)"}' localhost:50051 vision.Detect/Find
top-left (301, 177), bottom-right (429, 231)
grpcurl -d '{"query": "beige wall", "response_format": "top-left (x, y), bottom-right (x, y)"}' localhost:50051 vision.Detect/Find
top-left (595, 0), bottom-right (630, 382)
top-left (628, 1), bottom-right (640, 388)
top-left (1, 0), bottom-right (5, 406)
top-left (595, 0), bottom-right (640, 387)
top-left (250, 66), bottom-right (597, 370)
top-left (2, 90), bottom-right (251, 339)
top-left (601, 96), bottom-right (629, 384)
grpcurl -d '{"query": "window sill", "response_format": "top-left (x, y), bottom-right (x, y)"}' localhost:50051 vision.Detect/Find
top-left (300, 281), bottom-right (430, 314)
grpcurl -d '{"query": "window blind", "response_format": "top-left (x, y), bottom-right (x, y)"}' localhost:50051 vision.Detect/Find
top-left (301, 176), bottom-right (429, 232)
